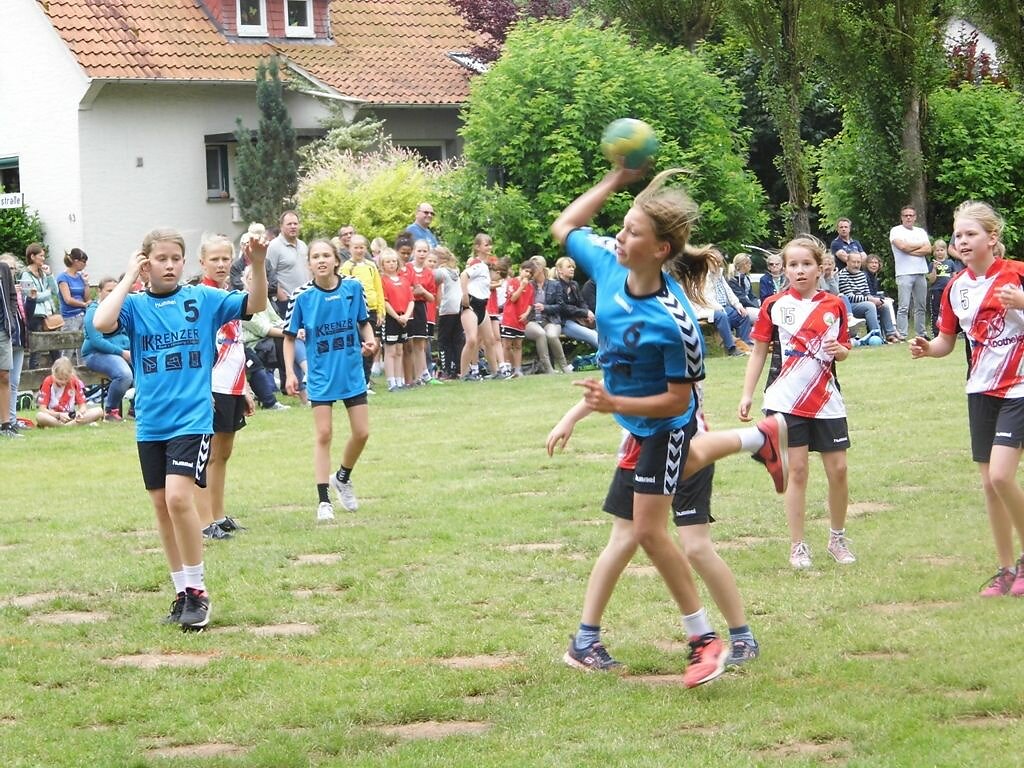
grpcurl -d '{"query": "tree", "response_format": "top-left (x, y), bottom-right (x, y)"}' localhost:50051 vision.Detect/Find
top-left (234, 56), bottom-right (299, 226)
top-left (456, 14), bottom-right (767, 259)
top-left (449, 0), bottom-right (576, 61)
top-left (299, 110), bottom-right (385, 165)
top-left (0, 205), bottom-right (45, 258)
top-left (588, 0), bottom-right (722, 51)
top-left (961, 0), bottom-right (1024, 86)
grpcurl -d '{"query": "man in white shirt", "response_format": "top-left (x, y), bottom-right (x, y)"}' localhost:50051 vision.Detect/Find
top-left (889, 206), bottom-right (931, 338)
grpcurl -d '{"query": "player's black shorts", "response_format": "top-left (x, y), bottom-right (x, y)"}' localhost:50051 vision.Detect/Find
top-left (968, 393), bottom-right (1024, 462)
top-left (466, 296), bottom-right (488, 325)
top-left (383, 315), bottom-right (408, 345)
top-left (601, 420), bottom-right (696, 507)
top-left (500, 325), bottom-right (525, 340)
top-left (310, 393), bottom-right (369, 409)
top-left (426, 321), bottom-right (436, 338)
top-left (406, 301), bottom-right (428, 339)
top-left (604, 462), bottom-right (714, 526)
top-left (137, 434), bottom-right (211, 491)
top-left (212, 392), bottom-right (247, 434)
top-left (771, 412), bottom-right (849, 453)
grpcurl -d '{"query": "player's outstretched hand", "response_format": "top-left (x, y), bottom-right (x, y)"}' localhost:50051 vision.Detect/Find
top-left (909, 336), bottom-right (930, 359)
top-left (573, 377), bottom-right (615, 413)
top-left (546, 419), bottom-right (575, 457)
top-left (245, 234), bottom-right (269, 264)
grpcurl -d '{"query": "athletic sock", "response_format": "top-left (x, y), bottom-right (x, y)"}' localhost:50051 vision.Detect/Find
top-left (682, 607), bottom-right (713, 638)
top-left (728, 624), bottom-right (754, 642)
top-left (336, 465), bottom-right (352, 484)
top-left (830, 528), bottom-right (845, 538)
top-left (574, 623), bottom-right (601, 650)
top-left (183, 562), bottom-right (206, 593)
top-left (738, 427), bottom-right (764, 453)
top-left (317, 483), bottom-right (330, 503)
top-left (170, 570), bottom-right (187, 594)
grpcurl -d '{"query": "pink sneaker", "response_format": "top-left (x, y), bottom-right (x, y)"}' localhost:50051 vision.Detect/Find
top-left (1011, 558), bottom-right (1024, 597)
top-left (980, 567), bottom-right (1014, 597)
top-left (683, 634), bottom-right (728, 688)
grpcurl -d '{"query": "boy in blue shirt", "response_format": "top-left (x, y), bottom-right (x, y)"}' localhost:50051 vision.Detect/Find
top-left (94, 227), bottom-right (267, 630)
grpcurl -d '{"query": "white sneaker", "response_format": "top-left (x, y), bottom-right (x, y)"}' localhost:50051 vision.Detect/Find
top-left (562, 364), bottom-right (575, 374)
top-left (789, 541), bottom-right (812, 569)
top-left (316, 501), bottom-right (335, 522)
top-left (266, 402), bottom-right (290, 411)
top-left (329, 475), bottom-right (359, 512)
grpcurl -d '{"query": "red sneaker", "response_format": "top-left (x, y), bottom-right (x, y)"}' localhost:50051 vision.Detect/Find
top-left (683, 634), bottom-right (728, 689)
top-left (753, 413), bottom-right (789, 494)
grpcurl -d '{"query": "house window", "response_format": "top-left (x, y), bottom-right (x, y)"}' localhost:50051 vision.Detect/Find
top-left (0, 156), bottom-right (19, 193)
top-left (398, 143), bottom-right (446, 163)
top-left (285, 0), bottom-right (314, 37)
top-left (236, 0), bottom-right (267, 36)
top-left (206, 145), bottom-right (230, 200)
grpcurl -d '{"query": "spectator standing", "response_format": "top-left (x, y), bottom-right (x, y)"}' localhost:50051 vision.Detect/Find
top-left (336, 225), bottom-right (354, 260)
top-left (406, 203), bottom-right (439, 248)
top-left (889, 205), bottom-right (932, 338)
top-left (829, 217), bottom-right (866, 268)
top-left (432, 247), bottom-right (465, 379)
top-left (0, 257), bottom-right (24, 438)
top-left (0, 253), bottom-right (31, 431)
top-left (57, 248), bottom-right (90, 332)
top-left (340, 235), bottom-right (385, 390)
top-left (82, 277), bottom-right (134, 421)
top-left (403, 238), bottom-right (438, 385)
top-left (500, 260), bottom-right (535, 377)
top-left (266, 210), bottom-right (309, 390)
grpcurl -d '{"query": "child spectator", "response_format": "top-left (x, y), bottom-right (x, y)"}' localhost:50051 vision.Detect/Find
top-left (35, 356), bottom-right (103, 427)
top-left (500, 260), bottom-right (535, 377)
top-left (369, 236), bottom-right (387, 265)
top-left (403, 238), bottom-right (438, 385)
top-left (553, 256), bottom-right (598, 350)
top-left (92, 227), bottom-right (268, 630)
top-left (340, 234), bottom-right (385, 391)
top-left (487, 257), bottom-right (513, 377)
top-left (927, 238), bottom-right (964, 337)
top-left (740, 236), bottom-right (855, 570)
top-left (82, 277), bottom-right (134, 421)
top-left (459, 234), bottom-right (504, 380)
top-left (432, 247), bottom-right (465, 379)
top-left (380, 248), bottom-right (413, 391)
top-left (283, 238), bottom-right (378, 521)
top-left (194, 235), bottom-right (254, 540)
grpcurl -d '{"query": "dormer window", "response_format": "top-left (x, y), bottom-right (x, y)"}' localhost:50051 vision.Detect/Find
top-left (237, 0), bottom-right (267, 36)
top-left (285, 0), bottom-right (314, 38)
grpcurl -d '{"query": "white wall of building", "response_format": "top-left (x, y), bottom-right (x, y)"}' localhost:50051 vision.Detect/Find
top-left (77, 82), bottom-right (330, 279)
top-left (0, 0), bottom-right (88, 265)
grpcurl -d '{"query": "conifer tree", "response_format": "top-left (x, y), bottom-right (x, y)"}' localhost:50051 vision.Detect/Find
top-left (234, 56), bottom-right (298, 225)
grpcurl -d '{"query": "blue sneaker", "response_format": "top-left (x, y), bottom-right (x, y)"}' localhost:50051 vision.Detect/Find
top-left (727, 637), bottom-right (760, 667)
top-left (563, 636), bottom-right (622, 672)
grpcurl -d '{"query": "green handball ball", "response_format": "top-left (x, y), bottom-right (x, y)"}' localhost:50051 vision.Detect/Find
top-left (601, 118), bottom-right (659, 170)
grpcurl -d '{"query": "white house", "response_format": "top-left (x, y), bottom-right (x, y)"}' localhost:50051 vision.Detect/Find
top-left (0, 0), bottom-right (479, 278)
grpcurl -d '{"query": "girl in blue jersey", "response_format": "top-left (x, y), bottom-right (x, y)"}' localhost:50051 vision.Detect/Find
top-left (550, 165), bottom-right (788, 688)
top-left (93, 228), bottom-right (268, 630)
top-left (284, 239), bottom-right (379, 522)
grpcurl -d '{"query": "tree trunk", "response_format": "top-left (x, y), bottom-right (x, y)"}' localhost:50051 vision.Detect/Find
top-left (901, 89), bottom-right (927, 230)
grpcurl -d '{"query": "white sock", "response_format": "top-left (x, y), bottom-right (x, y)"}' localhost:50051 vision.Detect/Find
top-left (183, 562), bottom-right (206, 593)
top-left (738, 427), bottom-right (765, 453)
top-left (830, 528), bottom-right (845, 538)
top-left (170, 570), bottom-right (186, 594)
top-left (682, 607), bottom-right (713, 638)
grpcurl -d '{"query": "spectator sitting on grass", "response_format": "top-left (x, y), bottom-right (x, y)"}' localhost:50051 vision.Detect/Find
top-left (35, 356), bottom-right (102, 428)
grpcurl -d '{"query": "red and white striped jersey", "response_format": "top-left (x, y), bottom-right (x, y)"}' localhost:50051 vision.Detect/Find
top-left (938, 258), bottom-right (1024, 398)
top-left (753, 289), bottom-right (849, 419)
top-left (202, 277), bottom-right (247, 396)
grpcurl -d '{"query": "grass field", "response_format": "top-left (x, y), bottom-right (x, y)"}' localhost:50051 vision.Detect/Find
top-left (2, 343), bottom-right (1023, 767)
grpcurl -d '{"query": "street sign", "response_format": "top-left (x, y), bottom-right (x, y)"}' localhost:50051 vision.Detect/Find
top-left (0, 192), bottom-right (24, 209)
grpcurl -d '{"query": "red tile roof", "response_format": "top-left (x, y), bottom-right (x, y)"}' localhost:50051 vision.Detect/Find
top-left (40, 0), bottom-right (479, 104)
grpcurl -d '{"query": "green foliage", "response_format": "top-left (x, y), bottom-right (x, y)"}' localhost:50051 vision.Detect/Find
top-left (297, 145), bottom-right (446, 243)
top-left (588, 0), bottom-right (723, 51)
top-left (925, 83), bottom-right (1024, 254)
top-left (298, 111), bottom-right (385, 166)
top-left (234, 56), bottom-right (299, 226)
top-left (0, 205), bottom-right (45, 258)
top-left (457, 14), bottom-right (767, 260)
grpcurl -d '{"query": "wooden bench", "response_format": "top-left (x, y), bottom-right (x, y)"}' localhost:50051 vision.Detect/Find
top-left (20, 330), bottom-right (109, 393)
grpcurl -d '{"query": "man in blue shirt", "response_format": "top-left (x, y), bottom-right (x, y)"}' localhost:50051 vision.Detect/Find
top-left (829, 217), bottom-right (865, 268)
top-left (405, 202), bottom-right (438, 248)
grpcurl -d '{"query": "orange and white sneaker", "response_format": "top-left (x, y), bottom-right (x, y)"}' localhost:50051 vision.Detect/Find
top-left (753, 413), bottom-right (789, 494)
top-left (682, 633), bottom-right (728, 689)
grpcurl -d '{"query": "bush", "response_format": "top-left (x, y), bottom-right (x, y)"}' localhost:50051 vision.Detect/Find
top-left (0, 205), bottom-right (45, 259)
top-left (297, 145), bottom-right (448, 243)
top-left (455, 14), bottom-right (767, 260)
top-left (925, 83), bottom-right (1024, 254)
